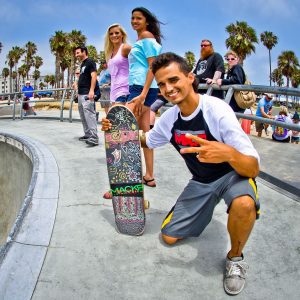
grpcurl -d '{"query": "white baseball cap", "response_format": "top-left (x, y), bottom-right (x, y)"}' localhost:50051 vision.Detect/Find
top-left (264, 93), bottom-right (273, 99)
top-left (25, 80), bottom-right (30, 84)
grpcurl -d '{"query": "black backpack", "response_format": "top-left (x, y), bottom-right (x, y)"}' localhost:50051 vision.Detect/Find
top-left (94, 80), bottom-right (101, 101)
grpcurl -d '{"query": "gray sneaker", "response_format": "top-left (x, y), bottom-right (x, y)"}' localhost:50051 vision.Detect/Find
top-left (86, 139), bottom-right (99, 146)
top-left (224, 256), bottom-right (249, 295)
top-left (79, 135), bottom-right (89, 141)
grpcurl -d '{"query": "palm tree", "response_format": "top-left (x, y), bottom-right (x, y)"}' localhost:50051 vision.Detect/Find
top-left (50, 31), bottom-right (68, 88)
top-left (260, 31), bottom-right (278, 86)
top-left (66, 30), bottom-right (86, 85)
top-left (2, 67), bottom-right (9, 93)
top-left (6, 46), bottom-right (25, 92)
top-left (184, 51), bottom-right (196, 70)
top-left (87, 45), bottom-right (99, 64)
top-left (49, 75), bottom-right (56, 88)
top-left (32, 69), bottom-right (41, 89)
top-left (32, 56), bottom-right (43, 89)
top-left (18, 64), bottom-right (28, 87)
top-left (60, 55), bottom-right (71, 87)
top-left (291, 68), bottom-right (300, 88)
top-left (39, 82), bottom-right (46, 90)
top-left (24, 41), bottom-right (37, 79)
top-left (271, 68), bottom-right (284, 87)
top-left (33, 55), bottom-right (43, 70)
top-left (44, 75), bottom-right (50, 89)
top-left (11, 71), bottom-right (17, 92)
top-left (225, 21), bottom-right (258, 64)
top-left (6, 50), bottom-right (15, 94)
top-left (278, 51), bottom-right (299, 88)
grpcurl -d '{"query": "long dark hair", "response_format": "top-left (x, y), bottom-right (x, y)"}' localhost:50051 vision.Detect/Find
top-left (132, 7), bottom-right (163, 44)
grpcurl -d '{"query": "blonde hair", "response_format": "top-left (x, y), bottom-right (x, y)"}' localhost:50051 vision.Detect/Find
top-left (104, 23), bottom-right (128, 62)
top-left (225, 50), bottom-right (238, 59)
top-left (279, 105), bottom-right (288, 116)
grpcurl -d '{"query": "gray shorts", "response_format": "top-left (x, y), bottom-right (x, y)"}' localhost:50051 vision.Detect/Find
top-left (161, 171), bottom-right (259, 238)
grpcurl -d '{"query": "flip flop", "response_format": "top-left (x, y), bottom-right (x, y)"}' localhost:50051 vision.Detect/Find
top-left (143, 176), bottom-right (156, 188)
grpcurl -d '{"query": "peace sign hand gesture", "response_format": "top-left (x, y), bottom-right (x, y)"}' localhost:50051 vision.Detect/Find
top-left (180, 133), bottom-right (233, 164)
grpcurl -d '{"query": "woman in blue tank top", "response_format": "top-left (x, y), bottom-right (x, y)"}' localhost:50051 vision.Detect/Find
top-left (127, 7), bottom-right (163, 187)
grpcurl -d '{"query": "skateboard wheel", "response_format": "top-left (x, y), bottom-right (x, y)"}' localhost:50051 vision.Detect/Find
top-left (144, 200), bottom-right (150, 209)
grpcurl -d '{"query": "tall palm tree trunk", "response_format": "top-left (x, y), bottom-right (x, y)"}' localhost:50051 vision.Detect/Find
top-left (268, 49), bottom-right (272, 86)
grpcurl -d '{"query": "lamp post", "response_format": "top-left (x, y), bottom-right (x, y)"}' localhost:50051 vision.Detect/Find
top-left (0, 42), bottom-right (3, 53)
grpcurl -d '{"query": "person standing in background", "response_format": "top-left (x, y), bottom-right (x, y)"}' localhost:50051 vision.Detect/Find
top-left (98, 62), bottom-right (111, 114)
top-left (22, 80), bottom-right (37, 116)
top-left (216, 50), bottom-right (246, 113)
top-left (193, 39), bottom-right (225, 99)
top-left (291, 111), bottom-right (299, 144)
top-left (75, 46), bottom-right (99, 146)
top-left (255, 93), bottom-right (274, 137)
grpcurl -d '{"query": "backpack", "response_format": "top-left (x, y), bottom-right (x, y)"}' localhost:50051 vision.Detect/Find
top-left (234, 76), bottom-right (257, 109)
top-left (274, 115), bottom-right (288, 138)
top-left (94, 80), bottom-right (101, 101)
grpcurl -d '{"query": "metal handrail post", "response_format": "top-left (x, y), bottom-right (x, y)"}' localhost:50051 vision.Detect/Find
top-left (12, 93), bottom-right (17, 120)
top-left (69, 89), bottom-right (75, 123)
top-left (224, 87), bottom-right (234, 104)
top-left (59, 89), bottom-right (67, 122)
top-left (20, 93), bottom-right (25, 120)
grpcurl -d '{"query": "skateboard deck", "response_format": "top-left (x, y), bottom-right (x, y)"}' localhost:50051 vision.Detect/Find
top-left (104, 105), bottom-right (145, 235)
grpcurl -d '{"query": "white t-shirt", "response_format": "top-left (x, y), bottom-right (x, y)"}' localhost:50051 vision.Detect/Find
top-left (146, 94), bottom-right (260, 183)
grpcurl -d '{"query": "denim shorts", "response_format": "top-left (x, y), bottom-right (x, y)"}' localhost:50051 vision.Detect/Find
top-left (127, 85), bottom-right (159, 107)
top-left (115, 95), bottom-right (128, 103)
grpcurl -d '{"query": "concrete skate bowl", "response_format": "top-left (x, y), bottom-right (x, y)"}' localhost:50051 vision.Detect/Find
top-left (0, 132), bottom-right (59, 299)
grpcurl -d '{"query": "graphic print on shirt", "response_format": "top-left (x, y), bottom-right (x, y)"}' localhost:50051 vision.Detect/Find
top-left (169, 110), bottom-right (233, 183)
top-left (174, 130), bottom-right (207, 147)
top-left (81, 66), bottom-right (86, 74)
top-left (195, 60), bottom-right (207, 75)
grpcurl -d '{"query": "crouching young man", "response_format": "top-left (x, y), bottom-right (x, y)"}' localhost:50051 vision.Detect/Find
top-left (101, 52), bottom-right (260, 295)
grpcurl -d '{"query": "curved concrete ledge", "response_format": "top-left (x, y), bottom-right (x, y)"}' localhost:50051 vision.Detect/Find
top-left (0, 132), bottom-right (59, 300)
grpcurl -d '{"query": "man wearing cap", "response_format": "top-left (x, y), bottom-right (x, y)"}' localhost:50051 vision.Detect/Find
top-left (22, 80), bottom-right (36, 116)
top-left (255, 93), bottom-right (274, 137)
top-left (193, 39), bottom-right (225, 99)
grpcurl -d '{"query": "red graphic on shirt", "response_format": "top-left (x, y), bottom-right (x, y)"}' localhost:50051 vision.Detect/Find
top-left (174, 130), bottom-right (207, 147)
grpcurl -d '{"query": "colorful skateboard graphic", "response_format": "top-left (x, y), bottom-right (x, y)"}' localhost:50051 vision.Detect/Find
top-left (105, 105), bottom-right (145, 235)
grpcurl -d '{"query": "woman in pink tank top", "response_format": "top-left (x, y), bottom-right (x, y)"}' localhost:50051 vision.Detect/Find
top-left (102, 24), bottom-right (132, 199)
top-left (104, 24), bottom-right (131, 104)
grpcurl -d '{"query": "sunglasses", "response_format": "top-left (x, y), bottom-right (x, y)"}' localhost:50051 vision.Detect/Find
top-left (201, 44), bottom-right (211, 48)
top-left (226, 58), bottom-right (236, 61)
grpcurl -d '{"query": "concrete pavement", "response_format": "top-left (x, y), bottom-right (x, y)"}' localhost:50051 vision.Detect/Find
top-left (0, 110), bottom-right (299, 300)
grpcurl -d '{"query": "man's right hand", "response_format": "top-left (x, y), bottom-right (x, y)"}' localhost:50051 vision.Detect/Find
top-left (101, 118), bottom-right (112, 131)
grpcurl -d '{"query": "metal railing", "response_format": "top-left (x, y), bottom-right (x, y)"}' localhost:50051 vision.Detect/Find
top-left (0, 84), bottom-right (300, 132)
top-left (197, 84), bottom-right (300, 132)
top-left (0, 88), bottom-right (75, 122)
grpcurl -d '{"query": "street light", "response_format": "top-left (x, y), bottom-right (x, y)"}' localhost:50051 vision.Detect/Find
top-left (0, 42), bottom-right (3, 53)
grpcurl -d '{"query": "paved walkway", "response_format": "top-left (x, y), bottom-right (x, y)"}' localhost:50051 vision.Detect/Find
top-left (0, 110), bottom-right (300, 300)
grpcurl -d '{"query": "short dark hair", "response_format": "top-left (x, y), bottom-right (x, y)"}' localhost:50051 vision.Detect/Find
top-left (75, 46), bottom-right (88, 55)
top-left (152, 52), bottom-right (199, 92)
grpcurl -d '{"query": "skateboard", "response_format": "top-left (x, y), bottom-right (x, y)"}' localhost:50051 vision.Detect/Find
top-left (104, 105), bottom-right (146, 235)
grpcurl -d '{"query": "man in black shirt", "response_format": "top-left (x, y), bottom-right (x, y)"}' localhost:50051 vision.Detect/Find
top-left (193, 39), bottom-right (225, 99)
top-left (75, 46), bottom-right (99, 146)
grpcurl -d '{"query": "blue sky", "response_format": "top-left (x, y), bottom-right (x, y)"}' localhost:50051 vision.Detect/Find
top-left (0, 0), bottom-right (299, 85)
